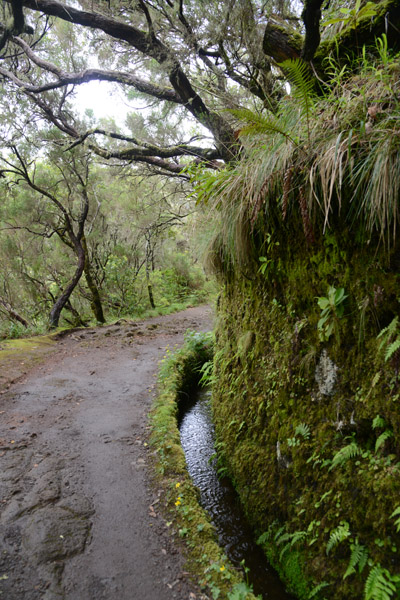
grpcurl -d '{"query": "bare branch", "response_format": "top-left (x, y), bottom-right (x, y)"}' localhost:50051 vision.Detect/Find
top-left (15, 0), bottom-right (237, 160)
top-left (6, 37), bottom-right (182, 102)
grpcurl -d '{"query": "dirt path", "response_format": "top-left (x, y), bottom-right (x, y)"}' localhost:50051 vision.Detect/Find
top-left (0, 306), bottom-right (213, 600)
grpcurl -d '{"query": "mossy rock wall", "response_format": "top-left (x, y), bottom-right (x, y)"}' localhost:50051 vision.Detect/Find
top-left (211, 227), bottom-right (400, 599)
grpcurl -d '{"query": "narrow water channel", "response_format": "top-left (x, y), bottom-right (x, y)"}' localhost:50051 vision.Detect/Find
top-left (179, 389), bottom-right (294, 600)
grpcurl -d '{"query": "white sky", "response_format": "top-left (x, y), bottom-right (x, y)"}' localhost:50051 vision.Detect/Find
top-left (73, 80), bottom-right (131, 126)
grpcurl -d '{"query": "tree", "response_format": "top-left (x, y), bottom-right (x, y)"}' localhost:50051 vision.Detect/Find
top-left (0, 1), bottom-right (398, 161)
top-left (0, 145), bottom-right (106, 327)
top-left (2, 1), bottom-right (397, 177)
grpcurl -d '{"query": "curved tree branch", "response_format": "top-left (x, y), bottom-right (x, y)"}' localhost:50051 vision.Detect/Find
top-left (16, 0), bottom-right (237, 160)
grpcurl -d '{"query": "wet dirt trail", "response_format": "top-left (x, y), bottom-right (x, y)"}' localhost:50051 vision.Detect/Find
top-left (0, 306), bottom-right (213, 600)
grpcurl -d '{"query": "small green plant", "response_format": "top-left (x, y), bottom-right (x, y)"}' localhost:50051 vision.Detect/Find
top-left (295, 423), bottom-right (311, 439)
top-left (258, 234), bottom-right (280, 277)
top-left (308, 581), bottom-right (330, 599)
top-left (372, 415), bottom-right (393, 453)
top-left (316, 286), bottom-right (347, 342)
top-left (323, 0), bottom-right (378, 30)
top-left (326, 521), bottom-right (351, 555)
top-left (275, 527), bottom-right (308, 560)
top-left (199, 359), bottom-right (214, 387)
top-left (390, 506), bottom-right (400, 533)
top-left (377, 317), bottom-right (400, 362)
top-left (329, 437), bottom-right (361, 470)
top-left (364, 564), bottom-right (400, 600)
top-left (227, 581), bottom-right (257, 600)
top-left (288, 423), bottom-right (311, 447)
top-left (343, 540), bottom-right (368, 579)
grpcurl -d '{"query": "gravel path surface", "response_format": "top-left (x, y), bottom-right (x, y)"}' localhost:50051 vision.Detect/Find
top-left (0, 306), bottom-right (213, 600)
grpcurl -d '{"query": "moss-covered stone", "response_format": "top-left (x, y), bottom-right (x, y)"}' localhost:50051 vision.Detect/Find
top-left (211, 227), bottom-right (400, 599)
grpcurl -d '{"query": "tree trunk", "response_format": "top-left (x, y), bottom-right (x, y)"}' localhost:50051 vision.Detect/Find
top-left (82, 237), bottom-right (105, 323)
top-left (0, 298), bottom-right (29, 328)
top-left (145, 240), bottom-right (155, 309)
top-left (49, 245), bottom-right (85, 328)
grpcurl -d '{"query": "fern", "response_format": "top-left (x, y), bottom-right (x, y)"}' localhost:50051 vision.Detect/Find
top-left (377, 317), bottom-right (399, 343)
top-left (375, 430), bottom-right (393, 453)
top-left (329, 441), bottom-right (361, 470)
top-left (372, 415), bottom-right (386, 429)
top-left (326, 522), bottom-right (350, 555)
top-left (276, 529), bottom-right (308, 560)
top-left (295, 422), bottom-right (311, 439)
top-left (343, 540), bottom-right (368, 579)
top-left (390, 506), bottom-right (400, 532)
top-left (364, 564), bottom-right (399, 600)
top-left (279, 58), bottom-right (315, 141)
top-left (377, 317), bottom-right (400, 362)
top-left (228, 107), bottom-right (296, 146)
top-left (308, 582), bottom-right (330, 599)
top-left (385, 338), bottom-right (400, 362)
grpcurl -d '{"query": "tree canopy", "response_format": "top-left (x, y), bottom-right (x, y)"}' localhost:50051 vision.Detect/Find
top-left (1, 0), bottom-right (399, 177)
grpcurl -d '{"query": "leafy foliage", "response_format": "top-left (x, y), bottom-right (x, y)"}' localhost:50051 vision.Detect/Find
top-left (343, 540), bottom-right (368, 579)
top-left (278, 59), bottom-right (316, 140)
top-left (364, 565), bottom-right (400, 600)
top-left (377, 317), bottom-right (400, 362)
top-left (326, 522), bottom-right (351, 555)
top-left (317, 286), bottom-right (347, 342)
top-left (329, 441), bottom-right (361, 470)
top-left (295, 423), bottom-right (311, 440)
top-left (375, 430), bottom-right (393, 453)
top-left (390, 506), bottom-right (400, 533)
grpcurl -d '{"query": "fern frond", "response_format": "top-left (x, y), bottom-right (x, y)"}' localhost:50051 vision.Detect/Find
top-left (279, 58), bottom-right (315, 139)
top-left (295, 422), bottom-right (311, 439)
top-left (372, 415), bottom-right (386, 429)
top-left (228, 108), bottom-right (296, 145)
top-left (390, 506), bottom-right (400, 532)
top-left (329, 442), bottom-right (361, 470)
top-left (375, 430), bottom-right (393, 453)
top-left (326, 522), bottom-right (350, 555)
top-left (364, 565), bottom-right (398, 600)
top-left (273, 525), bottom-right (286, 542)
top-left (277, 530), bottom-right (308, 560)
top-left (377, 316), bottom-right (399, 345)
top-left (343, 541), bottom-right (368, 579)
top-left (385, 338), bottom-right (400, 362)
top-left (308, 582), bottom-right (330, 598)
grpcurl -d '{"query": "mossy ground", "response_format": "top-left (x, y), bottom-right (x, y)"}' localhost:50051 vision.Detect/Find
top-left (0, 334), bottom-right (58, 390)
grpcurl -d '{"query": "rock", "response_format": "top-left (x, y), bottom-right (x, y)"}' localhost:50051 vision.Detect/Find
top-left (315, 349), bottom-right (338, 396)
top-left (22, 506), bottom-right (90, 564)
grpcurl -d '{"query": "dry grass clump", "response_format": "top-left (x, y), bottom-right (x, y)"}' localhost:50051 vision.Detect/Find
top-left (196, 45), bottom-right (400, 273)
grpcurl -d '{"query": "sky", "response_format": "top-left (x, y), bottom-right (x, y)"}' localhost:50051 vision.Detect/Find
top-left (73, 80), bottom-right (131, 126)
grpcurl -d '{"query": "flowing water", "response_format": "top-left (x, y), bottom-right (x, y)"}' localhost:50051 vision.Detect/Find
top-left (179, 389), bottom-right (294, 600)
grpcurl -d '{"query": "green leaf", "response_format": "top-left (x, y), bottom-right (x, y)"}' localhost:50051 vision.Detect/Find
top-left (317, 297), bottom-right (330, 310)
top-left (326, 522), bottom-right (350, 555)
top-left (344, 541), bottom-right (368, 579)
top-left (372, 415), bottom-right (386, 429)
top-left (385, 338), bottom-right (400, 362)
top-left (375, 430), bottom-right (393, 453)
top-left (334, 287), bottom-right (347, 304)
top-left (330, 442), bottom-right (361, 470)
top-left (390, 506), bottom-right (400, 533)
top-left (364, 564), bottom-right (397, 600)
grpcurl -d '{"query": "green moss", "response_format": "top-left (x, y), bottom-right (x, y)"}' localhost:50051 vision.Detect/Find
top-left (149, 332), bottom-right (259, 599)
top-left (211, 229), bottom-right (400, 599)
